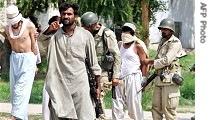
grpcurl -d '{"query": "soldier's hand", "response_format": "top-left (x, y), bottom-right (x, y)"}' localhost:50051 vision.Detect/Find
top-left (112, 78), bottom-right (119, 86)
top-left (142, 59), bottom-right (154, 65)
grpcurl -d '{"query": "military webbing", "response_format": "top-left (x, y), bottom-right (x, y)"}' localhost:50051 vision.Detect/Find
top-left (96, 28), bottom-right (109, 65)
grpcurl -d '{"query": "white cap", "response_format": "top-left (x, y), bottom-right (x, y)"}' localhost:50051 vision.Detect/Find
top-left (122, 22), bottom-right (136, 32)
top-left (6, 5), bottom-right (22, 25)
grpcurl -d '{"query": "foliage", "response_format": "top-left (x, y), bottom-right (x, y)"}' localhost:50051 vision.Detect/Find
top-left (29, 80), bottom-right (44, 104)
top-left (179, 53), bottom-right (195, 100)
top-left (141, 85), bottom-right (154, 111)
top-left (0, 81), bottom-right (10, 102)
top-left (104, 90), bottom-right (112, 108)
top-left (37, 56), bottom-right (47, 74)
top-left (148, 0), bottom-right (168, 25)
top-left (15, 0), bottom-right (167, 27)
top-left (0, 72), bottom-right (9, 82)
top-left (180, 73), bottom-right (195, 100)
top-left (17, 0), bottom-right (50, 17)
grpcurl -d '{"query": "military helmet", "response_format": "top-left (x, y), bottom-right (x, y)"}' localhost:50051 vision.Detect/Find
top-left (158, 18), bottom-right (175, 32)
top-left (81, 12), bottom-right (98, 27)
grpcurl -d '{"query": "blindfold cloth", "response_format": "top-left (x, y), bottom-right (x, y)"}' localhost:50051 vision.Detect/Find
top-left (121, 33), bottom-right (136, 43)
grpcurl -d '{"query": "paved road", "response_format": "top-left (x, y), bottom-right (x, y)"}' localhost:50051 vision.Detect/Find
top-left (0, 103), bottom-right (194, 120)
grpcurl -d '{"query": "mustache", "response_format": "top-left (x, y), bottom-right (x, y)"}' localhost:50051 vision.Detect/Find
top-left (63, 18), bottom-right (69, 20)
top-left (162, 32), bottom-right (166, 35)
top-left (62, 18), bottom-right (69, 21)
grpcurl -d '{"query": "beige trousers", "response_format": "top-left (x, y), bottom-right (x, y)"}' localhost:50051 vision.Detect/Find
top-left (152, 85), bottom-right (180, 120)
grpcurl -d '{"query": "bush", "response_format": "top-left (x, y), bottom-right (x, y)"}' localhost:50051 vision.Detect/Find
top-left (180, 73), bottom-right (195, 100)
top-left (29, 80), bottom-right (44, 103)
top-left (37, 56), bottom-right (47, 74)
top-left (1, 72), bottom-right (9, 82)
top-left (179, 52), bottom-right (195, 100)
top-left (0, 81), bottom-right (10, 102)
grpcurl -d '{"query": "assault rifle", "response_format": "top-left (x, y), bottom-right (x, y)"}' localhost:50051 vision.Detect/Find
top-left (85, 58), bottom-right (104, 118)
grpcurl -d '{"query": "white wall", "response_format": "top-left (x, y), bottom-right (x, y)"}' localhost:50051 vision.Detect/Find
top-left (37, 3), bottom-right (60, 31)
top-left (168, 0), bottom-right (195, 48)
top-left (149, 11), bottom-right (169, 44)
top-left (149, 0), bottom-right (195, 48)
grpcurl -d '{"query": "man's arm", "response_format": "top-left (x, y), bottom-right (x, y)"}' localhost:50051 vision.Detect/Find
top-left (142, 40), bottom-right (182, 69)
top-left (105, 30), bottom-right (121, 86)
top-left (29, 22), bottom-right (38, 55)
top-left (136, 43), bottom-right (149, 77)
top-left (86, 32), bottom-right (102, 98)
top-left (37, 20), bottom-right (60, 51)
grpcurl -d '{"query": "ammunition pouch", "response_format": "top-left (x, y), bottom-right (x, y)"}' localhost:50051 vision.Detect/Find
top-left (159, 72), bottom-right (184, 86)
top-left (172, 73), bottom-right (184, 86)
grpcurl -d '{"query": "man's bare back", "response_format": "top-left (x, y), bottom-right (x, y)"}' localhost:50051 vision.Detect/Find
top-left (4, 20), bottom-right (38, 55)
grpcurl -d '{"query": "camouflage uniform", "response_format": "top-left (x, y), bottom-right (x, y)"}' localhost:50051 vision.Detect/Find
top-left (94, 25), bottom-right (121, 119)
top-left (152, 34), bottom-right (182, 120)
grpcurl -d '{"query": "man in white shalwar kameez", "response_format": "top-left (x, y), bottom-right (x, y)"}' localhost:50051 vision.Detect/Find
top-left (38, 2), bottom-right (101, 120)
top-left (0, 5), bottom-right (38, 120)
top-left (112, 23), bottom-right (149, 120)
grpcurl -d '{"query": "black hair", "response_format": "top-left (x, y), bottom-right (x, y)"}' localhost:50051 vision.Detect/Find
top-left (121, 26), bottom-right (135, 36)
top-left (48, 15), bottom-right (60, 25)
top-left (59, 2), bottom-right (79, 15)
top-left (29, 15), bottom-right (41, 33)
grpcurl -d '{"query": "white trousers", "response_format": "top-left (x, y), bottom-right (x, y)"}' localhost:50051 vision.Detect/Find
top-left (112, 72), bottom-right (144, 120)
top-left (42, 84), bottom-right (50, 120)
top-left (10, 51), bottom-right (36, 120)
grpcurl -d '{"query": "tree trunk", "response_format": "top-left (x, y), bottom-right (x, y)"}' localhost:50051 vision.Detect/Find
top-left (141, 0), bottom-right (150, 48)
top-left (1, 39), bottom-right (11, 73)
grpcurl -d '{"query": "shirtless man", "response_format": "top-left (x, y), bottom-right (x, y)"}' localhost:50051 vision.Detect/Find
top-left (0, 5), bottom-right (38, 120)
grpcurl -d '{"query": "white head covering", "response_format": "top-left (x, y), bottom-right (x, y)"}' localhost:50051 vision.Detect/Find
top-left (122, 22), bottom-right (148, 56)
top-left (122, 22), bottom-right (136, 32)
top-left (6, 5), bottom-right (23, 25)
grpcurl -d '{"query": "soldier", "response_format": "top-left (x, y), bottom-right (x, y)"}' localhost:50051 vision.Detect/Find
top-left (81, 12), bottom-right (121, 119)
top-left (143, 18), bottom-right (183, 120)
